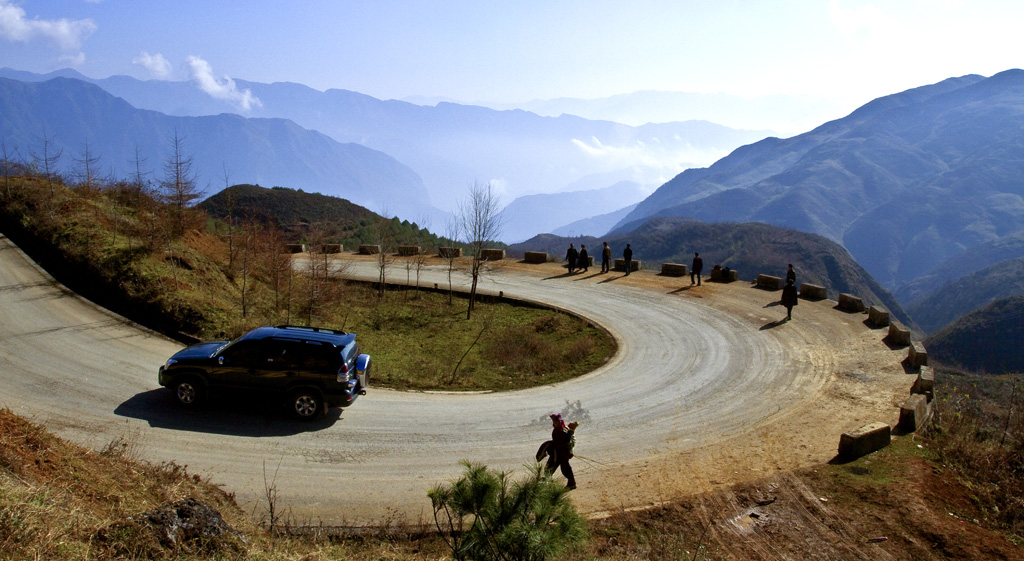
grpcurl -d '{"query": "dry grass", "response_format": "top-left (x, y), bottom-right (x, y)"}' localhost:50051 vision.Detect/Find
top-left (927, 371), bottom-right (1024, 541)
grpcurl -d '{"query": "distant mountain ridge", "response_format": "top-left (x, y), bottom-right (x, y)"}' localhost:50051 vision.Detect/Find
top-left (0, 67), bottom-right (771, 227)
top-left (612, 71), bottom-right (1024, 298)
top-left (500, 180), bottom-right (650, 242)
top-left (925, 296), bottom-right (1024, 374)
top-left (906, 257), bottom-right (1024, 334)
top-left (0, 76), bottom-right (434, 221)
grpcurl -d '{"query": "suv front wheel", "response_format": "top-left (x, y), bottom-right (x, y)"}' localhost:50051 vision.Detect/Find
top-left (174, 376), bottom-right (204, 407)
top-left (289, 388), bottom-right (324, 421)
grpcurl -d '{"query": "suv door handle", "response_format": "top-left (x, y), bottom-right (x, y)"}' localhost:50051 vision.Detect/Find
top-left (285, 371), bottom-right (296, 377)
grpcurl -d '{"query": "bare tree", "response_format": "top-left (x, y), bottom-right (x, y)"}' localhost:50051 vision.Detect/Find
top-left (126, 145), bottom-right (161, 251)
top-left (221, 166), bottom-right (239, 270)
top-left (303, 222), bottom-right (336, 325)
top-left (404, 214), bottom-right (433, 298)
top-left (161, 131), bottom-right (202, 237)
top-left (440, 216), bottom-right (460, 305)
top-left (457, 181), bottom-right (503, 320)
top-left (73, 140), bottom-right (101, 194)
top-left (1, 138), bottom-right (20, 198)
top-left (371, 214), bottom-right (398, 299)
top-left (31, 129), bottom-right (62, 196)
top-left (239, 220), bottom-right (256, 320)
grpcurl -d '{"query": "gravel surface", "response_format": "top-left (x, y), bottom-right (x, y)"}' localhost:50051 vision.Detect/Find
top-left (0, 236), bottom-right (916, 525)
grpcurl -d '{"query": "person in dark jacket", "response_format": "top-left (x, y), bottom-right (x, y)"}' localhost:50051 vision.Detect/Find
top-left (601, 242), bottom-right (612, 273)
top-left (691, 252), bottom-right (703, 285)
top-left (565, 243), bottom-right (578, 273)
top-left (781, 278), bottom-right (798, 320)
top-left (579, 244), bottom-right (589, 272)
top-left (623, 244), bottom-right (633, 275)
top-left (786, 263), bottom-right (796, 286)
top-left (545, 414), bottom-right (576, 489)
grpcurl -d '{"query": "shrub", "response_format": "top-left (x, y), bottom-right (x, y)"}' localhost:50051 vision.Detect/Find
top-left (428, 462), bottom-right (586, 561)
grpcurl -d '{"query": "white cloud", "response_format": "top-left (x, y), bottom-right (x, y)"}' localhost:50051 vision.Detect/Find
top-left (187, 55), bottom-right (262, 111)
top-left (0, 0), bottom-right (96, 50)
top-left (572, 136), bottom-right (726, 171)
top-left (133, 51), bottom-right (172, 79)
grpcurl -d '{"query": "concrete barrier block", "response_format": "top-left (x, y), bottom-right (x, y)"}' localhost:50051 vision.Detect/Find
top-left (710, 268), bottom-right (738, 282)
top-left (438, 247), bottom-right (462, 258)
top-left (898, 394), bottom-right (932, 432)
top-left (838, 422), bottom-right (891, 460)
top-left (397, 245), bottom-right (420, 256)
top-left (799, 283), bottom-right (827, 300)
top-left (868, 306), bottom-right (890, 326)
top-left (661, 263), bottom-right (689, 277)
top-left (908, 341), bottom-right (929, 367)
top-left (358, 244), bottom-right (381, 255)
top-left (888, 321), bottom-right (911, 345)
top-left (614, 259), bottom-right (640, 272)
top-left (319, 244), bottom-right (343, 254)
top-left (481, 248), bottom-right (505, 261)
top-left (912, 366), bottom-right (934, 398)
top-left (523, 251), bottom-right (548, 263)
top-left (838, 293), bottom-right (866, 312)
top-left (756, 274), bottom-right (782, 290)
top-left (284, 244), bottom-right (306, 254)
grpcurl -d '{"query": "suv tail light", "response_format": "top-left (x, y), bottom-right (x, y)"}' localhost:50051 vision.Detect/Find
top-left (337, 363), bottom-right (351, 383)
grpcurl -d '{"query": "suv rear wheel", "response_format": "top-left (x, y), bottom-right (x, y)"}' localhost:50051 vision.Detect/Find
top-left (289, 389), bottom-right (324, 421)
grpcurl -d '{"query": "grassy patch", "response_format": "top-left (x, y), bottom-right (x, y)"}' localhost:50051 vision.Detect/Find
top-left (341, 284), bottom-right (615, 391)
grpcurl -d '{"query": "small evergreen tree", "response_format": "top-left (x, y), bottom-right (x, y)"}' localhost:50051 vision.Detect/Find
top-left (429, 462), bottom-right (586, 561)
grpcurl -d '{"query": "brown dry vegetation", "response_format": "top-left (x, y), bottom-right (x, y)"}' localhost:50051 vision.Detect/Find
top-left (4, 399), bottom-right (1024, 560)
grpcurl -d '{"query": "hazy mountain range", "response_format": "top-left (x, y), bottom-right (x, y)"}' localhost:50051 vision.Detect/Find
top-left (500, 180), bottom-right (650, 242)
top-left (0, 77), bottom-right (434, 221)
top-left (470, 90), bottom-right (844, 134)
top-left (0, 67), bottom-right (771, 236)
top-left (611, 70), bottom-right (1024, 307)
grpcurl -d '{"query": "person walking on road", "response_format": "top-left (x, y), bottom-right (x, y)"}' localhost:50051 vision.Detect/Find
top-left (691, 252), bottom-right (703, 285)
top-left (623, 244), bottom-right (633, 275)
top-left (544, 414), bottom-right (577, 490)
top-left (601, 242), bottom-right (612, 273)
top-left (565, 243), bottom-right (578, 274)
top-left (579, 244), bottom-right (590, 272)
top-left (781, 278), bottom-right (798, 321)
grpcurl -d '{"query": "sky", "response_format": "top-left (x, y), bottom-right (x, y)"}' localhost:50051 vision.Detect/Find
top-left (2, 0), bottom-right (1023, 131)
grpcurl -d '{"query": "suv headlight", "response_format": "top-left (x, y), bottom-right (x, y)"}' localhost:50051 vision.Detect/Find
top-left (165, 358), bottom-right (178, 367)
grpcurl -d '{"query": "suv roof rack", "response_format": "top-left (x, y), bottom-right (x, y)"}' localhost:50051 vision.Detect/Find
top-left (274, 325), bottom-right (347, 335)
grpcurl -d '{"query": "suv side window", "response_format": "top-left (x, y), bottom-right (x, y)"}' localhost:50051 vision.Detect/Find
top-left (265, 339), bottom-right (303, 370)
top-left (301, 341), bottom-right (336, 371)
top-left (222, 340), bottom-right (267, 367)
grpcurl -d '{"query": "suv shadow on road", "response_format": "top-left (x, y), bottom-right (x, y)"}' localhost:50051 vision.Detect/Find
top-left (114, 389), bottom-right (342, 436)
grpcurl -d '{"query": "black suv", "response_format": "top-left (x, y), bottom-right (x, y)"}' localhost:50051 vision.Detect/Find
top-left (158, 326), bottom-right (369, 420)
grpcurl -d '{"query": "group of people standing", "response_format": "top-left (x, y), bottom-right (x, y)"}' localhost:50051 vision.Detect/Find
top-left (564, 242), bottom-right (631, 275)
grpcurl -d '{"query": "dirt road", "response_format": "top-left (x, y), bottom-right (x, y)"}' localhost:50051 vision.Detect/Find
top-left (0, 235), bottom-right (915, 524)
